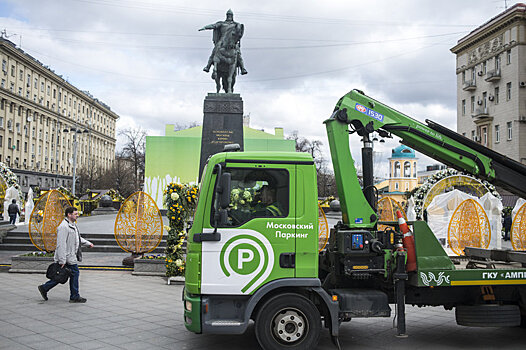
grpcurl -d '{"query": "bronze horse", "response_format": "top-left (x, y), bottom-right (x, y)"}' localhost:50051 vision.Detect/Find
top-left (211, 24), bottom-right (243, 93)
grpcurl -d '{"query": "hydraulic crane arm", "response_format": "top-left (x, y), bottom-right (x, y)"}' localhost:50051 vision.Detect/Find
top-left (325, 89), bottom-right (526, 228)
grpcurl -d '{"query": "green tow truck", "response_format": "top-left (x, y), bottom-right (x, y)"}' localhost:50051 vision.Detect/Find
top-left (183, 89), bottom-right (526, 349)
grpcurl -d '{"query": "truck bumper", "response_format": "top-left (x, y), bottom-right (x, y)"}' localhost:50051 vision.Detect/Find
top-left (183, 289), bottom-right (201, 333)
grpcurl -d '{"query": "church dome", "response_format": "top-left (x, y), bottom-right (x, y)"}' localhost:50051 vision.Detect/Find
top-left (391, 145), bottom-right (415, 158)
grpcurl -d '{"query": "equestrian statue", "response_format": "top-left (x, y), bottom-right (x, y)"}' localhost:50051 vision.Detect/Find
top-left (199, 9), bottom-right (248, 93)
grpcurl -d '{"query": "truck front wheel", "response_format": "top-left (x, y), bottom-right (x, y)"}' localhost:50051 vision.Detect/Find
top-left (255, 293), bottom-right (321, 350)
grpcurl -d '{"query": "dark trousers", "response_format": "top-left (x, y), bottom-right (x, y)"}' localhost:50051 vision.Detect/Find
top-left (42, 264), bottom-right (80, 300)
top-left (9, 214), bottom-right (17, 224)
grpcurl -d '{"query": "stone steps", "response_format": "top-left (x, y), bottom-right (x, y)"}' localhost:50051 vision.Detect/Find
top-left (0, 230), bottom-right (168, 254)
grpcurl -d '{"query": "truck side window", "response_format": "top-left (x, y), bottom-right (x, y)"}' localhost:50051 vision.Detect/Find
top-left (213, 168), bottom-right (289, 227)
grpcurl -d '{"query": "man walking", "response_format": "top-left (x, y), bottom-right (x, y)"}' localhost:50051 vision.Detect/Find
top-left (38, 206), bottom-right (93, 303)
top-left (8, 199), bottom-right (20, 224)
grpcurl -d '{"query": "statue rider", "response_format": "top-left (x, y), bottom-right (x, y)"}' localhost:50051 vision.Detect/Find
top-left (199, 9), bottom-right (248, 75)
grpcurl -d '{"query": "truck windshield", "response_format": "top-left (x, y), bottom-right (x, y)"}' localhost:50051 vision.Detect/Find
top-left (212, 167), bottom-right (289, 227)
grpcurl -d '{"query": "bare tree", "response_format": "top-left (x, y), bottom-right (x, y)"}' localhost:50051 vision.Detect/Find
top-left (287, 131), bottom-right (336, 197)
top-left (288, 131), bottom-right (324, 173)
top-left (119, 127), bottom-right (146, 191)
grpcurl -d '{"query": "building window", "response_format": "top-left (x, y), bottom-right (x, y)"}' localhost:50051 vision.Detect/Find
top-left (482, 91), bottom-right (487, 109)
top-left (34, 77), bottom-right (37, 89)
top-left (496, 54), bottom-right (501, 70)
top-left (481, 126), bottom-right (487, 146)
top-left (24, 142), bottom-right (27, 152)
top-left (394, 161), bottom-right (401, 177)
top-left (471, 96), bottom-right (475, 112)
top-left (405, 182), bottom-right (409, 191)
top-left (10, 65), bottom-right (15, 77)
top-left (0, 135), bottom-right (2, 146)
top-left (16, 140), bottom-right (19, 151)
top-left (494, 86), bottom-right (499, 104)
top-left (462, 99), bottom-right (466, 115)
top-left (1, 79), bottom-right (4, 88)
top-left (47, 85), bottom-right (50, 95)
top-left (403, 161), bottom-right (411, 177)
top-left (495, 125), bottom-right (500, 143)
top-left (483, 60), bottom-right (487, 74)
top-left (507, 49), bottom-right (511, 64)
top-left (395, 182), bottom-right (399, 190)
top-left (8, 138), bottom-right (11, 148)
top-left (1, 59), bottom-right (6, 72)
top-left (413, 162), bottom-right (417, 177)
top-left (507, 121), bottom-right (512, 140)
top-left (507, 82), bottom-right (512, 100)
top-left (471, 130), bottom-right (476, 141)
top-left (41, 82), bottom-right (44, 92)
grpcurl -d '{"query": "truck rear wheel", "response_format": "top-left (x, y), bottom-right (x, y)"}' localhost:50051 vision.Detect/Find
top-left (456, 304), bottom-right (521, 327)
top-left (255, 293), bottom-right (321, 350)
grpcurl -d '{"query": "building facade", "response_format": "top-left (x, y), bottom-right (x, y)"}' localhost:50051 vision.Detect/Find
top-left (0, 37), bottom-right (119, 194)
top-left (451, 3), bottom-right (526, 164)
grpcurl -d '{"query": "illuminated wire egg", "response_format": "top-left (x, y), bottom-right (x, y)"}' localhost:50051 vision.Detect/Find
top-left (511, 202), bottom-right (526, 251)
top-left (0, 175), bottom-right (6, 204)
top-left (114, 191), bottom-right (163, 254)
top-left (377, 196), bottom-right (407, 231)
top-left (318, 203), bottom-right (329, 252)
top-left (448, 199), bottom-right (491, 256)
top-left (29, 190), bottom-right (72, 252)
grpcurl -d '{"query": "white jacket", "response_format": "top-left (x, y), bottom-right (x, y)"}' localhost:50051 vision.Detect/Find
top-left (54, 219), bottom-right (92, 265)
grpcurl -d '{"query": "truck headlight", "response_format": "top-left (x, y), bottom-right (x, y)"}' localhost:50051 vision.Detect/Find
top-left (185, 300), bottom-right (193, 312)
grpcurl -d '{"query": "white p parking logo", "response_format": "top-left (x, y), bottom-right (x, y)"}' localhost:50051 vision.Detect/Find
top-left (220, 233), bottom-right (275, 294)
top-left (238, 249), bottom-right (254, 269)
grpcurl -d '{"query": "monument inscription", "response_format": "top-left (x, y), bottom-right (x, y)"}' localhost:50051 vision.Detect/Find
top-left (198, 93), bottom-right (244, 180)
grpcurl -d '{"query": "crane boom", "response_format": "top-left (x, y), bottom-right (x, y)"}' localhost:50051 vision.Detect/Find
top-left (325, 89), bottom-right (526, 228)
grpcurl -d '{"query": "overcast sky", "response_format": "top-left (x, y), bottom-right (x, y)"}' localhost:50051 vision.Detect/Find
top-left (0, 0), bottom-right (512, 178)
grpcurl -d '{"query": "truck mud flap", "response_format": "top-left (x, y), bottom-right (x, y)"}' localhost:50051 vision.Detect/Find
top-left (330, 289), bottom-right (391, 317)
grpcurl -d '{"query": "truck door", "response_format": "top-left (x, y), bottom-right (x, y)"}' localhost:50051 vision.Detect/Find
top-left (200, 163), bottom-right (296, 295)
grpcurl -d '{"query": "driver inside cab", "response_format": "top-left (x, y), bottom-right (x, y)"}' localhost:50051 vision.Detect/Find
top-left (253, 185), bottom-right (283, 217)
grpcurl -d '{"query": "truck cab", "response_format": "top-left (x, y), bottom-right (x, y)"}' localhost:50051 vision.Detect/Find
top-left (184, 151), bottom-right (323, 337)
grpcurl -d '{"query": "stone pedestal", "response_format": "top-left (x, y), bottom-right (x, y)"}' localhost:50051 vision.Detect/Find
top-left (132, 258), bottom-right (166, 276)
top-left (10, 256), bottom-right (54, 273)
top-left (198, 93), bottom-right (244, 180)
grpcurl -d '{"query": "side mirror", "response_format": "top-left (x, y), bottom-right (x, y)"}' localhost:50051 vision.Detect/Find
top-left (218, 173), bottom-right (231, 209)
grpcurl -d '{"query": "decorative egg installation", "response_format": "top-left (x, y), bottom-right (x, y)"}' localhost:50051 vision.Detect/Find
top-left (318, 203), bottom-right (329, 252)
top-left (448, 199), bottom-right (491, 256)
top-left (114, 191), bottom-right (163, 254)
top-left (511, 202), bottom-right (526, 251)
top-left (29, 190), bottom-right (72, 252)
top-left (377, 196), bottom-right (407, 231)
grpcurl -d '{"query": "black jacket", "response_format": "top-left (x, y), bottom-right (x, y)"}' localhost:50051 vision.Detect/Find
top-left (8, 203), bottom-right (20, 216)
top-left (504, 215), bottom-right (512, 232)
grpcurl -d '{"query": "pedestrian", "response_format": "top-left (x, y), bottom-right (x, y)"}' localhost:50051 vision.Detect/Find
top-left (38, 206), bottom-right (94, 303)
top-left (503, 213), bottom-right (512, 241)
top-left (8, 199), bottom-right (20, 225)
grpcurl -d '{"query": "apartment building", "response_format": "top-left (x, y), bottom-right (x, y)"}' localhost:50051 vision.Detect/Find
top-left (0, 37), bottom-right (119, 194)
top-left (451, 3), bottom-right (526, 164)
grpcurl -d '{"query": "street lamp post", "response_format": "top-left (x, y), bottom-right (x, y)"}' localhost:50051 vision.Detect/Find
top-left (64, 126), bottom-right (88, 196)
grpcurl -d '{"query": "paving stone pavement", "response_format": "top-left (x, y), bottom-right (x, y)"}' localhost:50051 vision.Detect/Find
top-left (1, 271), bottom-right (526, 349)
